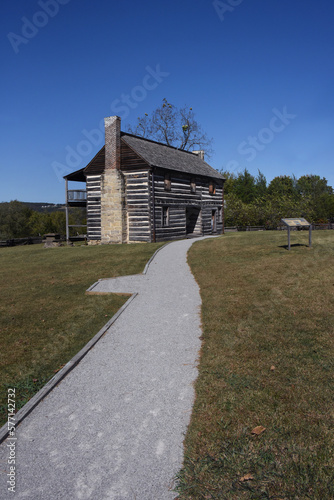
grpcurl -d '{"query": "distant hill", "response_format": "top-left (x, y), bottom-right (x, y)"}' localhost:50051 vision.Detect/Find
top-left (0, 202), bottom-right (65, 213)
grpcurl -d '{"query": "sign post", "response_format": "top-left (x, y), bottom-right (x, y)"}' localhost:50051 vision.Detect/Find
top-left (281, 218), bottom-right (312, 250)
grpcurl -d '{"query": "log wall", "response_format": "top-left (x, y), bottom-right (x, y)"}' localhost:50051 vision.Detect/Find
top-left (151, 169), bottom-right (223, 241)
top-left (86, 175), bottom-right (102, 240)
top-left (121, 141), bottom-right (151, 242)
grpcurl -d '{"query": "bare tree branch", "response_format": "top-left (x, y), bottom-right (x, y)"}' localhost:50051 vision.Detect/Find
top-left (127, 99), bottom-right (214, 157)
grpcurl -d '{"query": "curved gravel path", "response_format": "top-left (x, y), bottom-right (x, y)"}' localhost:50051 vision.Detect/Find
top-left (0, 236), bottom-right (215, 499)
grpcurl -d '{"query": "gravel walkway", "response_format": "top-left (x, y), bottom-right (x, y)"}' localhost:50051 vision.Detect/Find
top-left (0, 236), bottom-right (214, 499)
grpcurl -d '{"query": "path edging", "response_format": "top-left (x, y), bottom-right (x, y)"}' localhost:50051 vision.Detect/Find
top-left (0, 293), bottom-right (138, 445)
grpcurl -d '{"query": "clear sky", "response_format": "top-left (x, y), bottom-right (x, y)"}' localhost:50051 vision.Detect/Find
top-left (1, 0), bottom-right (334, 203)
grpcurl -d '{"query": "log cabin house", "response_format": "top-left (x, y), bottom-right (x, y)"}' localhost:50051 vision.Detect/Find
top-left (64, 116), bottom-right (225, 243)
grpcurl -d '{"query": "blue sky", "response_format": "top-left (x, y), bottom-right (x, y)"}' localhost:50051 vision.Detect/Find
top-left (1, 0), bottom-right (334, 203)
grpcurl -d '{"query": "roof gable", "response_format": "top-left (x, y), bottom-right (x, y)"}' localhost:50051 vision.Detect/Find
top-left (84, 146), bottom-right (105, 175)
top-left (121, 133), bottom-right (224, 181)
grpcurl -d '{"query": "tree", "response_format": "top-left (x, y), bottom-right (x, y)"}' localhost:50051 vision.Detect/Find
top-left (267, 175), bottom-right (297, 198)
top-left (220, 170), bottom-right (236, 196)
top-left (255, 169), bottom-right (267, 198)
top-left (296, 175), bottom-right (333, 198)
top-left (29, 209), bottom-right (84, 237)
top-left (220, 168), bottom-right (266, 203)
top-left (127, 98), bottom-right (213, 156)
top-left (232, 168), bottom-right (257, 204)
top-left (28, 211), bottom-right (53, 236)
top-left (0, 201), bottom-right (33, 239)
top-left (295, 175), bottom-right (334, 222)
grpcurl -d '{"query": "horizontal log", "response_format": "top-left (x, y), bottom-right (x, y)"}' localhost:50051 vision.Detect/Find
top-left (128, 236), bottom-right (151, 242)
top-left (127, 204), bottom-right (150, 209)
top-left (87, 197), bottom-right (101, 202)
top-left (129, 223), bottom-right (150, 228)
top-left (129, 232), bottom-right (151, 239)
top-left (126, 178), bottom-right (149, 185)
top-left (128, 213), bottom-right (150, 218)
top-left (123, 171), bottom-right (149, 177)
top-left (129, 220), bottom-right (150, 225)
top-left (87, 217), bottom-right (101, 222)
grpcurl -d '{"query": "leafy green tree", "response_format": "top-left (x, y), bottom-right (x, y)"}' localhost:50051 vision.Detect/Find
top-left (224, 194), bottom-right (247, 226)
top-left (267, 175), bottom-right (297, 198)
top-left (233, 168), bottom-right (257, 204)
top-left (296, 175), bottom-right (333, 198)
top-left (220, 170), bottom-right (237, 196)
top-left (262, 194), bottom-right (315, 229)
top-left (221, 168), bottom-right (266, 203)
top-left (127, 98), bottom-right (213, 156)
top-left (255, 169), bottom-right (267, 198)
top-left (0, 201), bottom-right (33, 239)
top-left (295, 175), bottom-right (334, 221)
top-left (29, 212), bottom-right (53, 236)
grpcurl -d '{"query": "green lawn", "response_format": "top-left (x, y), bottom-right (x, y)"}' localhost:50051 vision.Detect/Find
top-left (177, 230), bottom-right (334, 499)
top-left (0, 242), bottom-right (164, 425)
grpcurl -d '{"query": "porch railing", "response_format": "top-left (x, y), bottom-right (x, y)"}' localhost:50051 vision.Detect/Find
top-left (67, 190), bottom-right (87, 202)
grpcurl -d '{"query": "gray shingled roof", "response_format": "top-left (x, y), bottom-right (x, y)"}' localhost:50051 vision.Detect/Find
top-left (65, 132), bottom-right (225, 181)
top-left (121, 133), bottom-right (225, 181)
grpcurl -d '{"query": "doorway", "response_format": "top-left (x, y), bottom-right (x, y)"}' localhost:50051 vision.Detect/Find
top-left (211, 209), bottom-right (217, 233)
top-left (186, 207), bottom-right (201, 236)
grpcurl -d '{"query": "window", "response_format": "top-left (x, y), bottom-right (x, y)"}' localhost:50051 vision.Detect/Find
top-left (190, 178), bottom-right (196, 193)
top-left (162, 206), bottom-right (169, 227)
top-left (209, 181), bottom-right (216, 195)
top-left (164, 173), bottom-right (171, 191)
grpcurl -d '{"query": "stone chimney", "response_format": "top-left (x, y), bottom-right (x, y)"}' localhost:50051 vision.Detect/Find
top-left (192, 150), bottom-right (205, 160)
top-left (100, 116), bottom-right (127, 243)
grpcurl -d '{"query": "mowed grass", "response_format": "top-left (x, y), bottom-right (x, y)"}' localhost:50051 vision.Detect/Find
top-left (0, 242), bottom-right (164, 425)
top-left (177, 231), bottom-right (334, 499)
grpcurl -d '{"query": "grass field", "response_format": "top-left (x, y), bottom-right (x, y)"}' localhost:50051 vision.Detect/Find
top-left (0, 241), bottom-right (164, 426)
top-left (176, 231), bottom-right (334, 499)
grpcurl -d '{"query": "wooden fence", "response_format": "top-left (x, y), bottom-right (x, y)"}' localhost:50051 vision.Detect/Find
top-left (0, 237), bottom-right (43, 247)
top-left (225, 223), bottom-right (334, 232)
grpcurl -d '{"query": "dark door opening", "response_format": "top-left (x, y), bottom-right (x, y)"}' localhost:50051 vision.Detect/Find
top-left (186, 207), bottom-right (201, 236)
top-left (211, 210), bottom-right (217, 233)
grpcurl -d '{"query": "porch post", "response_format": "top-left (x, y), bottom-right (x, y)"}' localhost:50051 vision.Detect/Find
top-left (151, 168), bottom-right (156, 243)
top-left (65, 178), bottom-right (69, 244)
top-left (222, 181), bottom-right (225, 234)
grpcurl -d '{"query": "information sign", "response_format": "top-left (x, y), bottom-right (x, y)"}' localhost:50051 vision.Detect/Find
top-left (281, 218), bottom-right (312, 250)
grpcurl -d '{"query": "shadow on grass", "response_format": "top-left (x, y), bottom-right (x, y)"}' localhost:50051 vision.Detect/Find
top-left (279, 243), bottom-right (310, 250)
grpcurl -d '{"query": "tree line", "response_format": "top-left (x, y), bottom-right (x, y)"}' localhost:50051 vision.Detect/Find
top-left (222, 170), bottom-right (334, 228)
top-left (0, 201), bottom-right (85, 240)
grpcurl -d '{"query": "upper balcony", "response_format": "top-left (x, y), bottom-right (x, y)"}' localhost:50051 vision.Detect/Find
top-left (66, 189), bottom-right (87, 207)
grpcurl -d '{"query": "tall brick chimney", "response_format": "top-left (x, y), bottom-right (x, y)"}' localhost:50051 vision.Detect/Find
top-left (100, 116), bottom-right (127, 243)
top-left (105, 116), bottom-right (121, 170)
